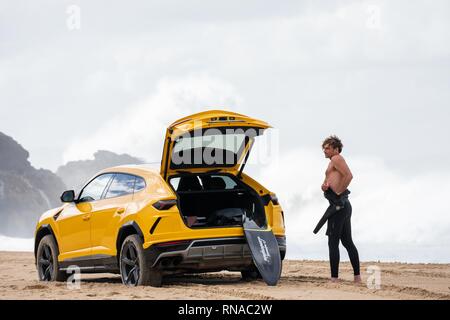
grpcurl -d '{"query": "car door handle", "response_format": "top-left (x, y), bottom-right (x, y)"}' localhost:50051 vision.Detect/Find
top-left (82, 214), bottom-right (91, 221)
top-left (116, 207), bottom-right (125, 214)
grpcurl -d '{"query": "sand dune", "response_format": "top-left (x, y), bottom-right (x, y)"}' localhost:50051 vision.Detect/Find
top-left (1, 252), bottom-right (449, 300)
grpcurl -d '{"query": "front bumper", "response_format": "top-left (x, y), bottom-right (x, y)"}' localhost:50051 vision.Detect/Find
top-left (143, 236), bottom-right (287, 273)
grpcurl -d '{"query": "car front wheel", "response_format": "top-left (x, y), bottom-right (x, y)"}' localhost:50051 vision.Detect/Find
top-left (36, 235), bottom-right (67, 282)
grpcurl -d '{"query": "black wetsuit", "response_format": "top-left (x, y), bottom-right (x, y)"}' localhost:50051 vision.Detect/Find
top-left (323, 188), bottom-right (360, 278)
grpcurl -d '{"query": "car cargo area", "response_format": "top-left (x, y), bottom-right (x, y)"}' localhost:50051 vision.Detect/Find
top-left (169, 174), bottom-right (267, 228)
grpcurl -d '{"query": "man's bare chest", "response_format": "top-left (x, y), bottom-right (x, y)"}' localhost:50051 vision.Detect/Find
top-left (325, 162), bottom-right (335, 176)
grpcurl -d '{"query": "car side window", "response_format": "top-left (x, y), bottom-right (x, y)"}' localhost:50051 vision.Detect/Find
top-left (134, 176), bottom-right (146, 192)
top-left (214, 175), bottom-right (238, 189)
top-left (201, 175), bottom-right (238, 190)
top-left (78, 173), bottom-right (114, 202)
top-left (104, 173), bottom-right (136, 199)
top-left (169, 177), bottom-right (180, 190)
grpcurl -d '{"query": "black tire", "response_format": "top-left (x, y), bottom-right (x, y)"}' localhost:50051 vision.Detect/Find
top-left (36, 235), bottom-right (68, 282)
top-left (119, 234), bottom-right (162, 287)
top-left (241, 265), bottom-right (262, 281)
top-left (241, 261), bottom-right (283, 281)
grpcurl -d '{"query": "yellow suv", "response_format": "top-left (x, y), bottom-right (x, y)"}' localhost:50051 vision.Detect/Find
top-left (34, 110), bottom-right (286, 286)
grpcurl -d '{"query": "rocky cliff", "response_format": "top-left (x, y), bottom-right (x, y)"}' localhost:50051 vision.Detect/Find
top-left (0, 132), bottom-right (66, 237)
top-left (0, 132), bottom-right (147, 238)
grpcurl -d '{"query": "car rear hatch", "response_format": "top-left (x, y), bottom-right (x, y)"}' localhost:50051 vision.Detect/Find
top-left (160, 110), bottom-right (270, 180)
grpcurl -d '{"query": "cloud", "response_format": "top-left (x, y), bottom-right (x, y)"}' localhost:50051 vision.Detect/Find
top-left (1, 1), bottom-right (449, 172)
top-left (62, 82), bottom-right (450, 262)
top-left (1, 1), bottom-right (449, 262)
top-left (62, 74), bottom-right (243, 164)
top-left (252, 147), bottom-right (450, 263)
top-left (0, 235), bottom-right (33, 252)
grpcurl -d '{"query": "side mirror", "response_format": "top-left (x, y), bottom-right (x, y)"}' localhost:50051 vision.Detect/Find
top-left (60, 190), bottom-right (75, 203)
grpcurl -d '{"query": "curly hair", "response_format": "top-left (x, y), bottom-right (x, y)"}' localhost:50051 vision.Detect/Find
top-left (322, 135), bottom-right (343, 153)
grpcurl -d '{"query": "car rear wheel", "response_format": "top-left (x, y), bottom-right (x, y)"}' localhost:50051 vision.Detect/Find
top-left (120, 235), bottom-right (162, 287)
top-left (241, 265), bottom-right (262, 281)
top-left (36, 235), bottom-right (68, 282)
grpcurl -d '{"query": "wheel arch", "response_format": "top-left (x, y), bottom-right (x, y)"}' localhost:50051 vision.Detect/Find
top-left (34, 224), bottom-right (58, 263)
top-left (116, 221), bottom-right (145, 257)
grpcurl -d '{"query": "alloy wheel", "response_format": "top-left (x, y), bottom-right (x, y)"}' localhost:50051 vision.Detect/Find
top-left (38, 244), bottom-right (53, 281)
top-left (121, 242), bottom-right (140, 286)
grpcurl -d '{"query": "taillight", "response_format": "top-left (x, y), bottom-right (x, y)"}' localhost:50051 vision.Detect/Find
top-left (270, 194), bottom-right (279, 205)
top-left (152, 199), bottom-right (177, 210)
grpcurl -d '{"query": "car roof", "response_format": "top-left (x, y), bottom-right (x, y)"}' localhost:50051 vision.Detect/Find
top-left (97, 163), bottom-right (162, 178)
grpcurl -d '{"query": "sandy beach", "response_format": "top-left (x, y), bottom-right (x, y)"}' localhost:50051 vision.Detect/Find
top-left (0, 251), bottom-right (449, 300)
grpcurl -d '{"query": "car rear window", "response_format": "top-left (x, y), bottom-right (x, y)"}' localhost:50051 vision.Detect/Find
top-left (134, 176), bottom-right (146, 192)
top-left (104, 174), bottom-right (136, 199)
top-left (169, 127), bottom-right (262, 169)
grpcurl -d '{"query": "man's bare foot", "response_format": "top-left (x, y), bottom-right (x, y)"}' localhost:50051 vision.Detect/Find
top-left (330, 277), bottom-right (340, 283)
top-left (354, 275), bottom-right (362, 283)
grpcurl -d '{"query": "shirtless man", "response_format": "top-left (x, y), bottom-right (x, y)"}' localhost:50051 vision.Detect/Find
top-left (321, 135), bottom-right (361, 283)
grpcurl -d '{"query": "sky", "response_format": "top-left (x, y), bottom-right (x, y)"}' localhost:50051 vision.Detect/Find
top-left (0, 1), bottom-right (449, 262)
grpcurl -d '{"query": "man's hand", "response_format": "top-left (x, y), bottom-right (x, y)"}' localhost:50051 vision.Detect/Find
top-left (321, 181), bottom-right (330, 191)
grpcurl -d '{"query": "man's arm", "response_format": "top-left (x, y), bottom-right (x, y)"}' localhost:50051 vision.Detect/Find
top-left (331, 155), bottom-right (353, 194)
